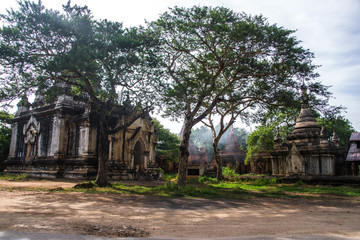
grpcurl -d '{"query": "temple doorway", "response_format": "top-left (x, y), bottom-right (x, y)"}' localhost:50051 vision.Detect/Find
top-left (133, 141), bottom-right (145, 171)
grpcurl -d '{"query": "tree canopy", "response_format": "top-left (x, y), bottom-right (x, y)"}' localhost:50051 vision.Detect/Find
top-left (153, 119), bottom-right (180, 163)
top-left (0, 1), bottom-right (162, 185)
top-left (317, 116), bottom-right (355, 147)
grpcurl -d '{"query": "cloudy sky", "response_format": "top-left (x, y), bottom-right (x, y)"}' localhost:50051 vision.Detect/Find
top-left (1, 0), bottom-right (359, 132)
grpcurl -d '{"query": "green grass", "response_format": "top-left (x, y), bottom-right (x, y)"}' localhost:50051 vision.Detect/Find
top-left (1, 174), bottom-right (359, 199)
top-left (0, 173), bottom-right (29, 181)
top-left (68, 178), bottom-right (360, 199)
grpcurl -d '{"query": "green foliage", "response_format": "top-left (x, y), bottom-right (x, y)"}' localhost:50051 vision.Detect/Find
top-left (2, 177), bottom-right (360, 198)
top-left (0, 0), bottom-right (162, 114)
top-left (245, 125), bottom-right (276, 164)
top-left (161, 173), bottom-right (177, 181)
top-left (252, 178), bottom-right (277, 186)
top-left (245, 113), bottom-right (294, 164)
top-left (153, 119), bottom-right (180, 163)
top-left (151, 6), bottom-right (328, 123)
top-left (222, 167), bottom-right (239, 177)
top-left (317, 116), bottom-right (355, 146)
top-left (198, 176), bottom-right (218, 184)
top-left (0, 111), bottom-right (13, 170)
top-left (294, 180), bottom-right (304, 186)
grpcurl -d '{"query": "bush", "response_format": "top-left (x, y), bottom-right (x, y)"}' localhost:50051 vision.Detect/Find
top-left (222, 167), bottom-right (239, 177)
top-left (198, 176), bottom-right (218, 184)
top-left (162, 173), bottom-right (177, 181)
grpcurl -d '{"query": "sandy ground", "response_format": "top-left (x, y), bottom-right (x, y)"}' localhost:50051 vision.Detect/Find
top-left (0, 179), bottom-right (360, 239)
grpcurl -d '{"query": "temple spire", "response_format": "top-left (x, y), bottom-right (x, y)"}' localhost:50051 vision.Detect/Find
top-left (274, 127), bottom-right (282, 143)
top-left (300, 83), bottom-right (309, 108)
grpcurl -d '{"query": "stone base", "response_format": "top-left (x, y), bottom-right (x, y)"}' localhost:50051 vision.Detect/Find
top-left (4, 157), bottom-right (97, 179)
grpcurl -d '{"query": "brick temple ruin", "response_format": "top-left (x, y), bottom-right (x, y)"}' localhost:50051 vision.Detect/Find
top-left (186, 126), bottom-right (248, 177)
top-left (5, 86), bottom-right (158, 179)
top-left (219, 127), bottom-right (248, 174)
top-left (269, 87), bottom-right (346, 176)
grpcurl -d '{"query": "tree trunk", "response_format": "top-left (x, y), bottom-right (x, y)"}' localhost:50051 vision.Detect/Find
top-left (95, 115), bottom-right (110, 187)
top-left (177, 120), bottom-right (192, 187)
top-left (213, 141), bottom-right (223, 181)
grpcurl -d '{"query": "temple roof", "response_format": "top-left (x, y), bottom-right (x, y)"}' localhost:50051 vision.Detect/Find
top-left (286, 85), bottom-right (321, 142)
top-left (294, 107), bottom-right (319, 130)
top-left (349, 132), bottom-right (360, 142)
top-left (347, 132), bottom-right (360, 162)
top-left (346, 144), bottom-right (360, 161)
top-left (287, 104), bottom-right (320, 142)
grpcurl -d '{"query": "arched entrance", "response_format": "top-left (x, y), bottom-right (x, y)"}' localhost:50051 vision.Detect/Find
top-left (133, 141), bottom-right (145, 171)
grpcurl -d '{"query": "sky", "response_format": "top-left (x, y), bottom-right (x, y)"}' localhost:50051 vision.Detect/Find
top-left (1, 0), bottom-right (359, 133)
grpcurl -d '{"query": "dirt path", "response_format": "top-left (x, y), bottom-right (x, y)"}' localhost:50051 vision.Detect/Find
top-left (0, 179), bottom-right (360, 239)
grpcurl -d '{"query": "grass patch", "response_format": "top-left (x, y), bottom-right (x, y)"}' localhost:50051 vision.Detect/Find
top-left (67, 178), bottom-right (360, 199)
top-left (0, 173), bottom-right (29, 181)
top-left (277, 184), bottom-right (360, 197)
top-left (1, 175), bottom-right (359, 199)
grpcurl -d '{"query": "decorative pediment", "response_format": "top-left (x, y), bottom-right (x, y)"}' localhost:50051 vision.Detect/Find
top-left (128, 127), bottom-right (150, 152)
top-left (23, 115), bottom-right (40, 144)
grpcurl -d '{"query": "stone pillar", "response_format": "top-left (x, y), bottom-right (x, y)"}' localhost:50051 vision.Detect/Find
top-left (328, 156), bottom-right (335, 176)
top-left (8, 123), bottom-right (18, 158)
top-left (130, 150), bottom-right (134, 168)
top-left (37, 133), bottom-right (43, 157)
top-left (78, 123), bottom-right (90, 156)
top-left (320, 155), bottom-right (335, 175)
top-left (271, 158), bottom-right (279, 175)
top-left (49, 115), bottom-right (66, 157)
top-left (144, 151), bottom-right (150, 168)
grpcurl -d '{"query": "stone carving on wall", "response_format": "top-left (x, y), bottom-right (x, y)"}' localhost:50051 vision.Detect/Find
top-left (23, 115), bottom-right (41, 161)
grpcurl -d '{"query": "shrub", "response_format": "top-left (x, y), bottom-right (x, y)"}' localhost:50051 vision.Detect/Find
top-left (222, 167), bottom-right (239, 177)
top-left (199, 176), bottom-right (218, 184)
top-left (253, 178), bottom-right (277, 186)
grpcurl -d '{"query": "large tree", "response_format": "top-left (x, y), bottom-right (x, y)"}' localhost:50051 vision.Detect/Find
top-left (0, 1), bottom-right (162, 185)
top-left (150, 6), bottom-right (329, 186)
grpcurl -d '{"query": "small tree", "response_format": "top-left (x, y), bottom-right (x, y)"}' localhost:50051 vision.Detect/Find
top-left (202, 93), bottom-right (253, 180)
top-left (317, 116), bottom-right (355, 146)
top-left (0, 1), bottom-right (162, 185)
top-left (151, 6), bottom-right (326, 186)
top-left (153, 119), bottom-right (180, 172)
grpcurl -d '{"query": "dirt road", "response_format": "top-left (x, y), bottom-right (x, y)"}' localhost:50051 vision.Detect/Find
top-left (0, 179), bottom-right (359, 239)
